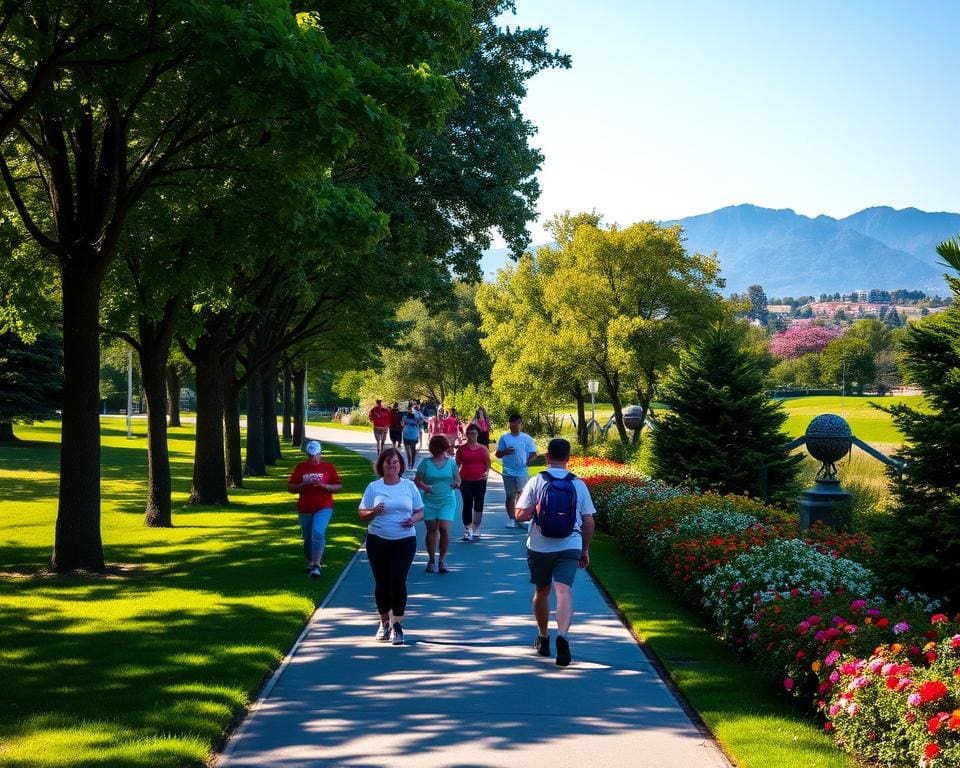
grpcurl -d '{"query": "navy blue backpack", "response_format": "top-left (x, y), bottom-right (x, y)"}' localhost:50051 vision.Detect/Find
top-left (534, 471), bottom-right (578, 538)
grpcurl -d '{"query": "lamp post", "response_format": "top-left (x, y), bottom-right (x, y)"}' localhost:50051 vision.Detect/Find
top-left (587, 379), bottom-right (599, 441)
top-left (126, 349), bottom-right (133, 439)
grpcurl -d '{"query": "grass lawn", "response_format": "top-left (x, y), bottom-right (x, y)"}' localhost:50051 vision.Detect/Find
top-left (0, 419), bottom-right (373, 768)
top-left (777, 393), bottom-right (925, 443)
top-left (588, 534), bottom-right (857, 768)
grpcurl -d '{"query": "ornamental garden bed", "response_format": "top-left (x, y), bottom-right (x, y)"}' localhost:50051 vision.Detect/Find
top-left (570, 456), bottom-right (960, 768)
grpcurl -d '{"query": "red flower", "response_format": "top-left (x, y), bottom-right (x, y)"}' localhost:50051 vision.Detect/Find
top-left (929, 713), bottom-right (949, 735)
top-left (931, 613), bottom-right (948, 623)
top-left (919, 681), bottom-right (949, 703)
top-left (925, 743), bottom-right (940, 759)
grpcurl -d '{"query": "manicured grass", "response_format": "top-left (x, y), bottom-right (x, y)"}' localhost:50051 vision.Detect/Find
top-left (588, 534), bottom-right (857, 768)
top-left (0, 420), bottom-right (373, 768)
top-left (309, 417), bottom-right (372, 433)
top-left (777, 394), bottom-right (926, 443)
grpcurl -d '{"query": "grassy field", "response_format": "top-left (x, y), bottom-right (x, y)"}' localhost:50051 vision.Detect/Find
top-left (0, 419), bottom-right (373, 768)
top-left (777, 393), bottom-right (924, 443)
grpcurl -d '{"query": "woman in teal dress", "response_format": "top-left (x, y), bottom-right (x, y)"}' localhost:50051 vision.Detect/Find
top-left (415, 434), bottom-right (461, 573)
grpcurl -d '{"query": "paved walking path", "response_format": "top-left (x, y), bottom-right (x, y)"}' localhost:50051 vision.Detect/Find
top-left (216, 426), bottom-right (731, 768)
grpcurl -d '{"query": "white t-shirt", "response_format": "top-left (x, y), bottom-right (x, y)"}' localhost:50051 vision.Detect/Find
top-left (517, 467), bottom-right (596, 553)
top-left (496, 431), bottom-right (538, 477)
top-left (360, 478), bottom-right (423, 540)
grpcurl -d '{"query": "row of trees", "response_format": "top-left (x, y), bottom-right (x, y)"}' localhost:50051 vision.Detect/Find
top-left (766, 319), bottom-right (903, 394)
top-left (0, 1), bottom-right (568, 571)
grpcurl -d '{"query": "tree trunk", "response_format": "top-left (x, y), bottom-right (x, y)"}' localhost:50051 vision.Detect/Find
top-left (140, 329), bottom-right (173, 527)
top-left (281, 359), bottom-right (293, 441)
top-left (263, 359), bottom-right (280, 465)
top-left (604, 371), bottom-right (629, 443)
top-left (244, 366), bottom-right (266, 476)
top-left (52, 269), bottom-right (105, 572)
top-left (166, 363), bottom-right (182, 428)
top-left (573, 382), bottom-right (588, 448)
top-left (0, 422), bottom-right (16, 441)
top-left (223, 349), bottom-right (243, 489)
top-left (291, 364), bottom-right (306, 447)
top-left (188, 331), bottom-right (229, 505)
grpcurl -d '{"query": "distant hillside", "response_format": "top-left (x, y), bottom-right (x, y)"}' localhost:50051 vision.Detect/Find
top-left (664, 205), bottom-right (955, 296)
top-left (481, 204), bottom-right (959, 295)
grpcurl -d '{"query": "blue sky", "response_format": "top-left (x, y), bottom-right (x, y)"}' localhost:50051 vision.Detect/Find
top-left (499, 0), bottom-right (960, 243)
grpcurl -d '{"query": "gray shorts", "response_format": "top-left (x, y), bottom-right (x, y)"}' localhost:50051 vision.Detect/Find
top-left (527, 548), bottom-right (581, 587)
top-left (502, 474), bottom-right (527, 499)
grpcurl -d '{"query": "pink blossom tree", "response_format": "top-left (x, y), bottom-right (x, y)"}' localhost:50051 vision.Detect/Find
top-left (768, 325), bottom-right (843, 359)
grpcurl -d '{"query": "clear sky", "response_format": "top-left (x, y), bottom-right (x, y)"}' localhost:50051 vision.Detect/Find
top-left (499, 0), bottom-right (960, 243)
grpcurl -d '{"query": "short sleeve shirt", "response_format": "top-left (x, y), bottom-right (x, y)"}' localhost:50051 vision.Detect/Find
top-left (496, 432), bottom-right (538, 477)
top-left (517, 467), bottom-right (596, 553)
top-left (360, 478), bottom-right (423, 540)
top-left (288, 460), bottom-right (340, 513)
top-left (456, 443), bottom-right (490, 482)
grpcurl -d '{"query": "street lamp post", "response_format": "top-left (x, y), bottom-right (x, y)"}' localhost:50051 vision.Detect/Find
top-left (587, 379), bottom-right (599, 440)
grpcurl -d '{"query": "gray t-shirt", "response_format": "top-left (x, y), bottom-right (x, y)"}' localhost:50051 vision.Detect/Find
top-left (360, 478), bottom-right (423, 540)
top-left (517, 467), bottom-right (596, 553)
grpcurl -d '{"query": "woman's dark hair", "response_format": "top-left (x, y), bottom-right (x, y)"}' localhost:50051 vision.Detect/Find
top-left (374, 447), bottom-right (407, 477)
top-left (428, 434), bottom-right (450, 456)
top-left (465, 423), bottom-right (480, 435)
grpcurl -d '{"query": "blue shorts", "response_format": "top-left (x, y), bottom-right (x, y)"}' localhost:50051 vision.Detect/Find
top-left (527, 548), bottom-right (580, 587)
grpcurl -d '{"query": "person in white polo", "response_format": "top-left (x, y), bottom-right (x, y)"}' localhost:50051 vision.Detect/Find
top-left (494, 413), bottom-right (538, 528)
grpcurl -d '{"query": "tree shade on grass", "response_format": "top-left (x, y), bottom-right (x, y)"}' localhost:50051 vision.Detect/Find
top-left (588, 534), bottom-right (858, 768)
top-left (0, 419), bottom-right (372, 768)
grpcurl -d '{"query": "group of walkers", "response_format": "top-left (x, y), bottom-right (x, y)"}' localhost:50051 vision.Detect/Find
top-left (288, 410), bottom-right (596, 667)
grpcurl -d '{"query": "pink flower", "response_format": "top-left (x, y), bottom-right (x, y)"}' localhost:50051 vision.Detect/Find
top-left (848, 702), bottom-right (860, 716)
top-left (909, 693), bottom-right (923, 707)
top-left (825, 650), bottom-right (841, 666)
top-left (893, 621), bottom-right (911, 635)
top-left (828, 703), bottom-right (841, 717)
top-left (829, 671), bottom-right (840, 684)
top-left (783, 678), bottom-right (795, 691)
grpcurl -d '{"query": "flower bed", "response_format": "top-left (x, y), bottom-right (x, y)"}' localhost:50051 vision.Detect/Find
top-left (580, 455), bottom-right (960, 768)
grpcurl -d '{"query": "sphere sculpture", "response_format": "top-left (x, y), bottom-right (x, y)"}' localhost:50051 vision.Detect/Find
top-left (804, 413), bottom-right (852, 480)
top-left (623, 405), bottom-right (644, 431)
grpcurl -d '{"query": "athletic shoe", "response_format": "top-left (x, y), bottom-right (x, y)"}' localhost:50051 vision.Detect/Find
top-left (504, 520), bottom-right (518, 528)
top-left (472, 531), bottom-right (481, 540)
top-left (555, 635), bottom-right (571, 667)
top-left (375, 623), bottom-right (391, 642)
top-left (425, 561), bottom-right (435, 573)
top-left (309, 565), bottom-right (321, 578)
top-left (461, 531), bottom-right (472, 542)
top-left (438, 561), bottom-right (450, 574)
top-left (391, 622), bottom-right (404, 645)
top-left (534, 635), bottom-right (551, 657)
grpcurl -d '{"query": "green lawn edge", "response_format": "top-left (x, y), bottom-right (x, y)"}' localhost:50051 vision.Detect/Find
top-left (0, 422), bottom-right (374, 768)
top-left (588, 533), bottom-right (858, 768)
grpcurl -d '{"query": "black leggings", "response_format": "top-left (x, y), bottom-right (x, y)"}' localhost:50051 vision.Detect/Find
top-left (365, 533), bottom-right (417, 616)
top-left (460, 479), bottom-right (488, 525)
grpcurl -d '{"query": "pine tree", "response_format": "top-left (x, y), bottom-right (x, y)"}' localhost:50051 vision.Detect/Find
top-left (0, 331), bottom-right (63, 440)
top-left (875, 237), bottom-right (960, 606)
top-left (650, 320), bottom-right (801, 502)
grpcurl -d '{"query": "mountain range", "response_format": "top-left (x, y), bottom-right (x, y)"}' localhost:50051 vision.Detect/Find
top-left (482, 205), bottom-right (960, 297)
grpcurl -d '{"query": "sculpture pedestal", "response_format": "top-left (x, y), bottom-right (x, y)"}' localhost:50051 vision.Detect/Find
top-left (798, 478), bottom-right (850, 529)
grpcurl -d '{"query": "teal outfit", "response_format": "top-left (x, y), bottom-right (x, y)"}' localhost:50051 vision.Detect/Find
top-left (418, 457), bottom-right (457, 521)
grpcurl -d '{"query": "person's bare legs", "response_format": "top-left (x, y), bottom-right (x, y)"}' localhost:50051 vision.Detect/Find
top-left (533, 583), bottom-right (551, 636)
top-left (438, 519), bottom-right (451, 566)
top-left (553, 582), bottom-right (573, 636)
top-left (424, 520), bottom-right (438, 567)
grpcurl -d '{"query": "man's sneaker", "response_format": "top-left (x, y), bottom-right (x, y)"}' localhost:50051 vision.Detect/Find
top-left (438, 560), bottom-right (450, 574)
top-left (555, 635), bottom-right (571, 667)
top-left (309, 565), bottom-right (321, 578)
top-left (391, 622), bottom-right (404, 645)
top-left (461, 531), bottom-right (472, 541)
top-left (425, 561), bottom-right (435, 573)
top-left (534, 635), bottom-right (551, 657)
top-left (375, 623), bottom-right (391, 642)
top-left (504, 519), bottom-right (518, 528)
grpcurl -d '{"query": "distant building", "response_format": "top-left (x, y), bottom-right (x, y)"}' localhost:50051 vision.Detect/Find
top-left (766, 304), bottom-right (792, 317)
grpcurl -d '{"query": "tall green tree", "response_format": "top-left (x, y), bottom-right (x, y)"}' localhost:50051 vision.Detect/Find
top-left (875, 237), bottom-right (960, 606)
top-left (747, 284), bottom-right (769, 326)
top-left (0, 330), bottom-right (62, 440)
top-left (2, 1), bottom-right (404, 570)
top-left (820, 337), bottom-right (875, 394)
top-left (650, 319), bottom-right (801, 501)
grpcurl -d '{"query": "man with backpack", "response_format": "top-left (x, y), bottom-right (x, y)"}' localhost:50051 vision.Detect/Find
top-left (514, 438), bottom-right (596, 667)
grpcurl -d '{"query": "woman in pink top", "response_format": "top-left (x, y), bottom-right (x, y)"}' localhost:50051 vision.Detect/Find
top-left (455, 423), bottom-right (491, 541)
top-left (440, 407), bottom-right (463, 453)
top-left (471, 406), bottom-right (491, 446)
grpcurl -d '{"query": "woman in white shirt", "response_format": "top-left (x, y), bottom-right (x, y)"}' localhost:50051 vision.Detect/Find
top-left (359, 448), bottom-right (424, 645)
